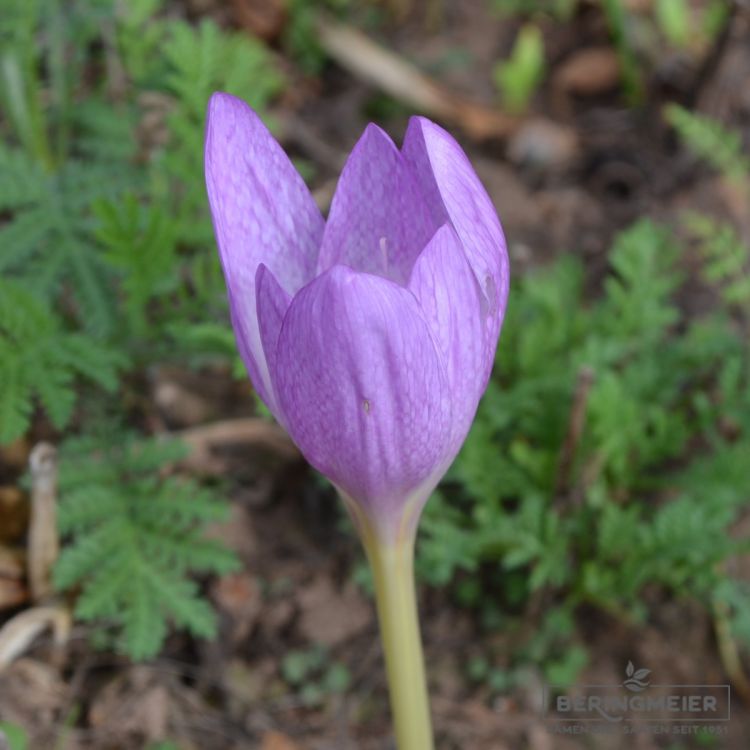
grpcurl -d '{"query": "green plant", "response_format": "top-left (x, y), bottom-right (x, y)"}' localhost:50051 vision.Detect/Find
top-left (665, 104), bottom-right (750, 182)
top-left (685, 213), bottom-right (750, 308)
top-left (492, 24), bottom-right (545, 115)
top-left (0, 0), bottom-right (286, 439)
top-left (0, 721), bottom-right (28, 750)
top-left (53, 433), bottom-right (240, 660)
top-left (0, 280), bottom-right (124, 443)
top-left (156, 18), bottom-right (285, 246)
top-left (600, 0), bottom-right (643, 104)
top-left (281, 646), bottom-right (352, 706)
top-left (418, 217), bottom-right (750, 667)
top-left (655, 0), bottom-right (690, 48)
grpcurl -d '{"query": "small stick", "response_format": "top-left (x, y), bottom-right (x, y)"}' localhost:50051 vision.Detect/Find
top-left (315, 14), bottom-right (520, 141)
top-left (555, 367), bottom-right (595, 499)
top-left (175, 418), bottom-right (299, 475)
top-left (28, 443), bottom-right (59, 602)
top-left (0, 604), bottom-right (71, 670)
top-left (713, 593), bottom-right (750, 705)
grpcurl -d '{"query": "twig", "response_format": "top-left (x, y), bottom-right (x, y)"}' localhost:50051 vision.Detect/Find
top-left (28, 443), bottom-right (59, 602)
top-left (0, 604), bottom-right (71, 670)
top-left (315, 14), bottom-right (520, 141)
top-left (555, 367), bottom-right (595, 499)
top-left (685, 0), bottom-right (739, 111)
top-left (713, 592), bottom-right (750, 706)
top-left (175, 418), bottom-right (299, 475)
top-left (281, 116), bottom-right (347, 173)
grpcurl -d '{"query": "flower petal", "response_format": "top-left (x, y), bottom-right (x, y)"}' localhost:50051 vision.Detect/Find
top-left (256, 264), bottom-right (292, 422)
top-left (316, 124), bottom-right (435, 285)
top-left (275, 265), bottom-right (452, 534)
top-left (402, 116), bottom-right (509, 383)
top-left (408, 224), bottom-right (486, 454)
top-left (205, 92), bottom-right (324, 407)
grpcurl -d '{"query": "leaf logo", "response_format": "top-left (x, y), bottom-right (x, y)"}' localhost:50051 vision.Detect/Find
top-left (623, 660), bottom-right (651, 692)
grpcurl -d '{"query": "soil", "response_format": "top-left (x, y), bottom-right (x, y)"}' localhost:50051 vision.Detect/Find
top-left (1, 1), bottom-right (750, 748)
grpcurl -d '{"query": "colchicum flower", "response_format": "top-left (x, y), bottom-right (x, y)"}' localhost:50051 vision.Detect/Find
top-left (205, 92), bottom-right (509, 750)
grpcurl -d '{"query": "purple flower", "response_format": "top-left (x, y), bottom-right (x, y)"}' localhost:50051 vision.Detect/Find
top-left (205, 93), bottom-right (509, 541)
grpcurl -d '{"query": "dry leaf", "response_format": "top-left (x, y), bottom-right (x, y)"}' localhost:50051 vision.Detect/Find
top-left (212, 571), bottom-right (263, 643)
top-left (260, 730), bottom-right (301, 750)
top-left (232, 0), bottom-right (287, 40)
top-left (297, 577), bottom-right (370, 647)
top-left (554, 48), bottom-right (621, 96)
top-left (0, 487), bottom-right (28, 544)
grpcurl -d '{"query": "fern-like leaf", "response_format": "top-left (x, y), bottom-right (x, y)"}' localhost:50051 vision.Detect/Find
top-left (0, 280), bottom-right (125, 443)
top-left (665, 104), bottom-right (750, 181)
top-left (685, 212), bottom-right (750, 307)
top-left (54, 433), bottom-right (240, 660)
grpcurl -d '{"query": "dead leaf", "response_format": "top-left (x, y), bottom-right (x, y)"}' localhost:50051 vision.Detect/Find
top-left (212, 571), bottom-right (263, 643)
top-left (0, 438), bottom-right (31, 473)
top-left (554, 47), bottom-right (621, 97)
top-left (263, 598), bottom-right (295, 636)
top-left (232, 0), bottom-right (287, 41)
top-left (205, 503), bottom-right (259, 557)
top-left (89, 668), bottom-right (170, 742)
top-left (0, 578), bottom-right (27, 611)
top-left (0, 658), bottom-right (66, 727)
top-left (297, 577), bottom-right (371, 647)
top-left (225, 657), bottom-right (276, 712)
top-left (0, 486), bottom-right (28, 544)
top-left (507, 118), bottom-right (579, 172)
top-left (0, 545), bottom-right (24, 579)
top-left (260, 730), bottom-right (301, 750)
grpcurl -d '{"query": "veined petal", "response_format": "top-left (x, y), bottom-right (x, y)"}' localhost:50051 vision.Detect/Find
top-left (316, 124), bottom-right (434, 285)
top-left (408, 224), bottom-right (486, 454)
top-left (402, 116), bottom-right (509, 384)
top-left (275, 265), bottom-right (452, 535)
top-left (256, 264), bottom-right (292, 423)
top-left (205, 92), bottom-right (324, 408)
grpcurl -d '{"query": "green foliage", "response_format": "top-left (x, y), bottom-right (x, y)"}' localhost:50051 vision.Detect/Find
top-left (155, 18), bottom-right (285, 245)
top-left (0, 0), bottom-right (282, 439)
top-left (0, 144), bottom-right (138, 335)
top-left (600, 0), bottom-right (643, 104)
top-left (281, 646), bottom-right (352, 706)
top-left (493, 25), bottom-right (545, 115)
top-left (665, 104), bottom-right (750, 182)
top-left (420, 217), bottom-right (750, 668)
top-left (0, 721), bottom-right (28, 750)
top-left (685, 213), bottom-right (750, 307)
top-left (283, 0), bottom-right (355, 75)
top-left (0, 280), bottom-right (124, 443)
top-left (655, 0), bottom-right (690, 48)
top-left (93, 193), bottom-right (179, 337)
top-left (54, 434), bottom-right (239, 660)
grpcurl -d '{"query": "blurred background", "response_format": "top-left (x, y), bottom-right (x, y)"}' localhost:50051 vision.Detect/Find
top-left (0, 0), bottom-right (749, 748)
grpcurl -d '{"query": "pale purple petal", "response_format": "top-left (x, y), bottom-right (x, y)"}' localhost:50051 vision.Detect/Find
top-left (402, 116), bottom-right (509, 385)
top-left (256, 264), bottom-right (292, 422)
top-left (408, 224), bottom-right (486, 455)
top-left (274, 265), bottom-right (452, 535)
top-left (316, 124), bottom-right (435, 285)
top-left (205, 92), bottom-right (324, 408)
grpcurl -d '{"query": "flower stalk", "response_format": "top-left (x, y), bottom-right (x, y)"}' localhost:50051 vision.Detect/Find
top-left (205, 93), bottom-right (509, 748)
top-left (363, 532), bottom-right (434, 750)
